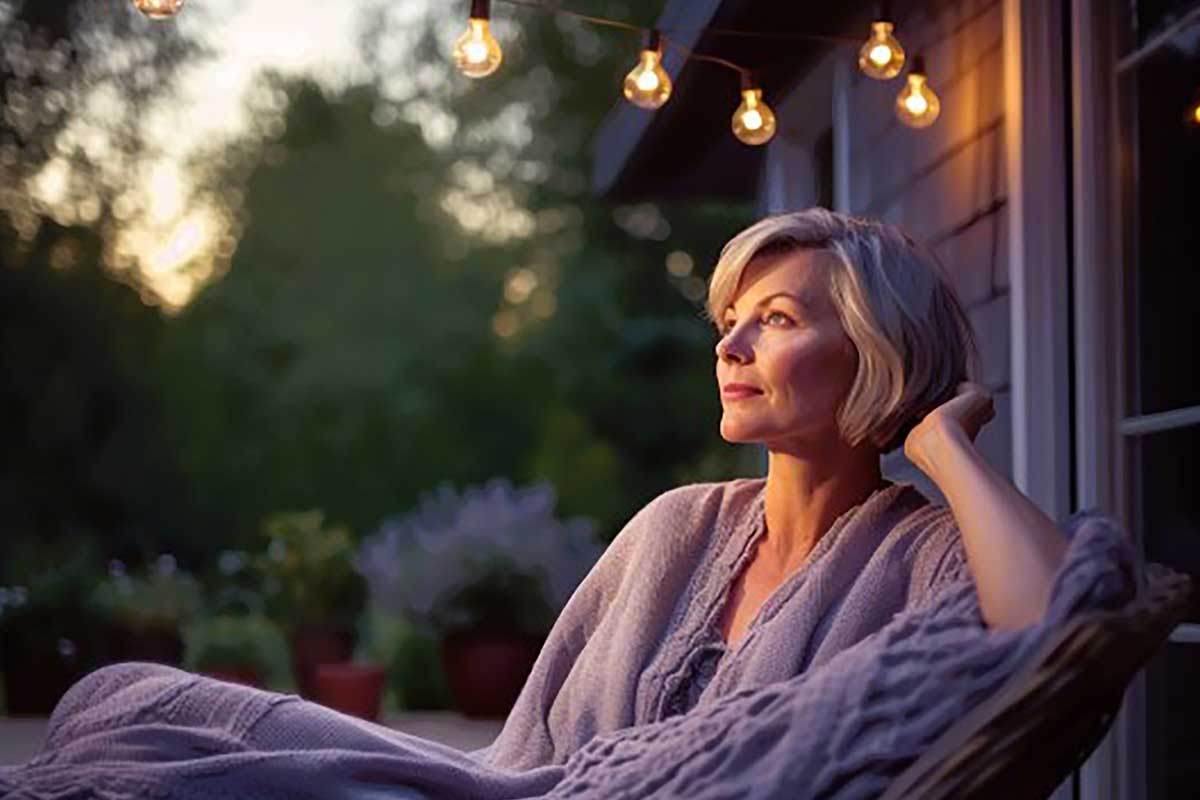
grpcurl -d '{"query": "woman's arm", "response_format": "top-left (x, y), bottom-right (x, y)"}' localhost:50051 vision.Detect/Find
top-left (904, 382), bottom-right (1070, 631)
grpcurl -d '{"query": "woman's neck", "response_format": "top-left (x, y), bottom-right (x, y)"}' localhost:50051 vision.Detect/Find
top-left (760, 442), bottom-right (886, 571)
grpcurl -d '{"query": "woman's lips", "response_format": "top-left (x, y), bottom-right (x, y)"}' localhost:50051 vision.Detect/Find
top-left (722, 384), bottom-right (763, 399)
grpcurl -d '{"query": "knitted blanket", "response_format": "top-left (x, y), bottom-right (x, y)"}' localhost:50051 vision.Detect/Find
top-left (0, 478), bottom-right (1139, 799)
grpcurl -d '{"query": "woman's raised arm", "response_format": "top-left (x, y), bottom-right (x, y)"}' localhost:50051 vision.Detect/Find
top-left (904, 381), bottom-right (1071, 631)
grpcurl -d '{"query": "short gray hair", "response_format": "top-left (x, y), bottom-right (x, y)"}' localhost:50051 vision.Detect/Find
top-left (707, 208), bottom-right (980, 453)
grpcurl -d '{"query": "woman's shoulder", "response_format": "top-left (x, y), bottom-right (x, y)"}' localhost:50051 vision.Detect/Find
top-left (645, 476), bottom-right (767, 510)
top-left (611, 477), bottom-right (766, 550)
top-left (636, 477), bottom-right (766, 528)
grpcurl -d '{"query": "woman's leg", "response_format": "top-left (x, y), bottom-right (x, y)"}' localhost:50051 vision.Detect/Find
top-left (42, 662), bottom-right (190, 752)
top-left (39, 661), bottom-right (290, 759)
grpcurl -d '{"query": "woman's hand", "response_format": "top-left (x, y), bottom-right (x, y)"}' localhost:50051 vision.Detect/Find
top-left (904, 381), bottom-right (995, 474)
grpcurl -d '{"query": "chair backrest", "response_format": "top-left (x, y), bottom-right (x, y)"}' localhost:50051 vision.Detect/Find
top-left (881, 564), bottom-right (1195, 800)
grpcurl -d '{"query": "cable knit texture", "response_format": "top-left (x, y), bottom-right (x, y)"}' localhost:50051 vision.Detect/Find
top-left (0, 478), bottom-right (1139, 799)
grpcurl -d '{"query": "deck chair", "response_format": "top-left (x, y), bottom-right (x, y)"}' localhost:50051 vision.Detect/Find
top-left (882, 563), bottom-right (1195, 800)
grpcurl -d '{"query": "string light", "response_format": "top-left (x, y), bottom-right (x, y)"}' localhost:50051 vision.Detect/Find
top-left (622, 29), bottom-right (673, 110)
top-left (128, 0), bottom-right (946, 140)
top-left (452, 0), bottom-right (504, 79)
top-left (858, 19), bottom-right (905, 80)
top-left (436, 1), bottom-right (949, 141)
top-left (1186, 86), bottom-right (1200, 129)
top-left (132, 0), bottom-right (185, 20)
top-left (895, 55), bottom-right (941, 128)
top-left (731, 72), bottom-right (776, 146)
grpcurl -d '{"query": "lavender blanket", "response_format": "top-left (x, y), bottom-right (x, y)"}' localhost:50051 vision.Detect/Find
top-left (0, 479), bottom-right (1140, 799)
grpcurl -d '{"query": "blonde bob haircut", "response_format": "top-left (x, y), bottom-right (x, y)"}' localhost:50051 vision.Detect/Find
top-left (707, 208), bottom-right (980, 453)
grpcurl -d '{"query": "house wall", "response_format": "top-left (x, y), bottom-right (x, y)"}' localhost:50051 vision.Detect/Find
top-left (761, 0), bottom-right (1011, 503)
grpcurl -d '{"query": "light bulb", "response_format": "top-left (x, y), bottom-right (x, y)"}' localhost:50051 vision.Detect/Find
top-left (452, 0), bottom-right (503, 79)
top-left (895, 57), bottom-right (940, 128)
top-left (453, 19), bottom-right (503, 78)
top-left (732, 78), bottom-right (776, 146)
top-left (1187, 94), bottom-right (1200, 128)
top-left (858, 20), bottom-right (905, 80)
top-left (623, 31), bottom-right (672, 110)
top-left (133, 0), bottom-right (185, 19)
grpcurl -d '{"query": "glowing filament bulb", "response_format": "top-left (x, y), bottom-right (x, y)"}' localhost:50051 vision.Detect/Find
top-left (623, 30), bottom-right (672, 110)
top-left (132, 0), bottom-right (185, 19)
top-left (452, 0), bottom-right (503, 79)
top-left (895, 56), bottom-right (940, 128)
top-left (858, 20), bottom-right (905, 80)
top-left (732, 76), bottom-right (776, 146)
top-left (1187, 92), bottom-right (1200, 128)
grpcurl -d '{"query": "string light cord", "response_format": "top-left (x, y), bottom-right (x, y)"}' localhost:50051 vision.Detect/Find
top-left (493, 0), bottom-right (860, 46)
top-left (660, 26), bottom-right (860, 46)
top-left (494, 1), bottom-right (763, 82)
top-left (662, 38), bottom-right (748, 79)
top-left (494, 0), bottom-right (647, 35)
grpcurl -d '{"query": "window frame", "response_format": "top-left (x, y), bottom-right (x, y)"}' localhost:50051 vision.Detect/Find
top-left (1073, 0), bottom-right (1200, 798)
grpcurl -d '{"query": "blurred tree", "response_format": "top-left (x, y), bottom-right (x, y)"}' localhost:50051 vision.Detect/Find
top-left (147, 2), bottom-right (760, 543)
top-left (0, 221), bottom-right (198, 562)
top-left (3, 0), bottom-right (762, 567)
top-left (364, 2), bottom-right (763, 529)
top-left (0, 0), bottom-right (203, 244)
top-left (153, 78), bottom-right (542, 540)
top-left (0, 0), bottom-right (207, 566)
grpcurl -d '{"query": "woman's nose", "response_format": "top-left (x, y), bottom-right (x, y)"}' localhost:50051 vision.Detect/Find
top-left (716, 333), bottom-right (751, 364)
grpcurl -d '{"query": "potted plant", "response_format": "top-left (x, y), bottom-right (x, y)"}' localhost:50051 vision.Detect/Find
top-left (255, 510), bottom-right (367, 699)
top-left (371, 613), bottom-right (453, 712)
top-left (93, 554), bottom-right (202, 665)
top-left (354, 479), bottom-right (602, 718)
top-left (312, 660), bottom-right (388, 721)
top-left (183, 614), bottom-right (284, 688)
top-left (0, 541), bottom-right (107, 715)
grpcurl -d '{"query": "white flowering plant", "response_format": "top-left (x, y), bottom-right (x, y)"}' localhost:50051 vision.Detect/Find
top-left (354, 479), bottom-right (603, 637)
top-left (92, 554), bottom-right (203, 634)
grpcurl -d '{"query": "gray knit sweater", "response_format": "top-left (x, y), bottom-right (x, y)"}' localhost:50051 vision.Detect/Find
top-left (0, 477), bottom-right (1139, 799)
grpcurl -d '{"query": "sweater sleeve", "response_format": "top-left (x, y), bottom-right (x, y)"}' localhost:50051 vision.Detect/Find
top-left (905, 503), bottom-right (1140, 618)
top-left (471, 484), bottom-right (700, 769)
top-left (906, 505), bottom-right (973, 611)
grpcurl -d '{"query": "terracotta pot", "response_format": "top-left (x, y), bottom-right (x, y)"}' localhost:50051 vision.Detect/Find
top-left (289, 626), bottom-right (356, 699)
top-left (440, 631), bottom-right (543, 719)
top-left (201, 669), bottom-right (264, 689)
top-left (313, 661), bottom-right (386, 721)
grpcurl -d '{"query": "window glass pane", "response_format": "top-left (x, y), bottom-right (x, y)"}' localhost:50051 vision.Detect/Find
top-left (1145, 642), bottom-right (1200, 798)
top-left (1127, 43), bottom-right (1200, 415)
top-left (1133, 425), bottom-right (1200, 623)
top-left (1133, 1), bottom-right (1200, 46)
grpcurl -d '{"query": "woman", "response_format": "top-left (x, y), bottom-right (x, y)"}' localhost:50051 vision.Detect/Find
top-left (0, 209), bottom-right (1134, 799)
top-left (477, 207), bottom-right (1075, 770)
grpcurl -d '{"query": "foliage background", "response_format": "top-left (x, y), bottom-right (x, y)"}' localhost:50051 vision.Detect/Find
top-left (0, 0), bottom-right (761, 704)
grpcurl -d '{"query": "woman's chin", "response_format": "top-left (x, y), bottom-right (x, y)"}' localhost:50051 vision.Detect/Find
top-left (718, 419), bottom-right (762, 444)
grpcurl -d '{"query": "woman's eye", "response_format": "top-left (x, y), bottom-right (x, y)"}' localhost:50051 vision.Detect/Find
top-left (720, 311), bottom-right (792, 335)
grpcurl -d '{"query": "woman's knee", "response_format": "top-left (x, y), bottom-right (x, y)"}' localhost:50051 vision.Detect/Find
top-left (66, 662), bottom-right (187, 706)
top-left (46, 662), bottom-right (190, 743)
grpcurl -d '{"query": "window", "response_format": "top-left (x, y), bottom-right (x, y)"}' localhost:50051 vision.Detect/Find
top-left (1114, 2), bottom-right (1200, 796)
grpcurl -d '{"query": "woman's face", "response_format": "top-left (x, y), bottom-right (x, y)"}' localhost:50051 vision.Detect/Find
top-left (714, 248), bottom-right (859, 448)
